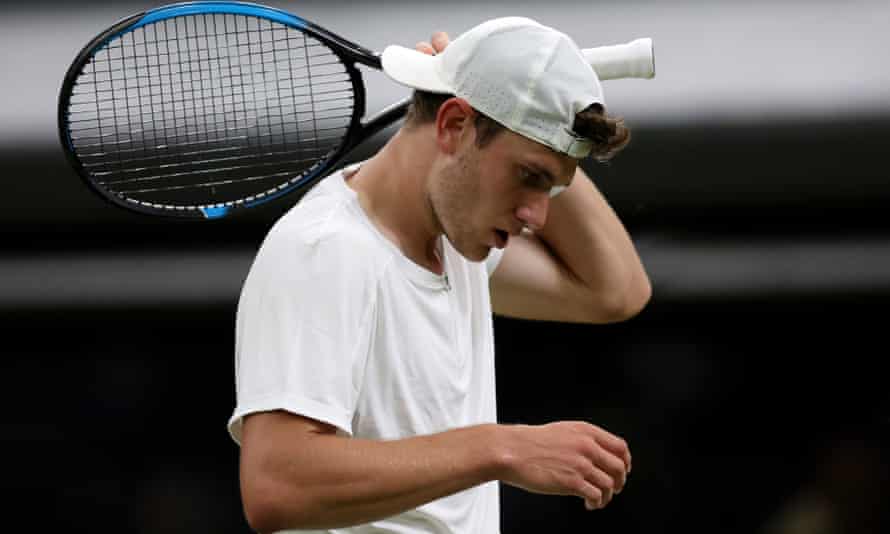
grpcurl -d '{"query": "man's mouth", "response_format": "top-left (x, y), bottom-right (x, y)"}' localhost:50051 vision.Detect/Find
top-left (493, 229), bottom-right (509, 249)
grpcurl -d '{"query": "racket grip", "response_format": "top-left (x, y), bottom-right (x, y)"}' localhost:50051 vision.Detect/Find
top-left (583, 38), bottom-right (655, 80)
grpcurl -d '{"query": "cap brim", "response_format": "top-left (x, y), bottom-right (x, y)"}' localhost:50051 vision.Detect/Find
top-left (381, 45), bottom-right (453, 94)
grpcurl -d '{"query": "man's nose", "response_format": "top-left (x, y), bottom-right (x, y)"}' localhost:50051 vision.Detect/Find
top-left (515, 192), bottom-right (549, 231)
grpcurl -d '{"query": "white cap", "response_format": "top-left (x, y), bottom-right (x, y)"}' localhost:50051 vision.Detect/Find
top-left (382, 17), bottom-right (604, 159)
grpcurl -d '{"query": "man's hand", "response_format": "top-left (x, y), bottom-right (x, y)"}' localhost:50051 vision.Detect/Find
top-left (498, 421), bottom-right (632, 510)
top-left (415, 31), bottom-right (450, 55)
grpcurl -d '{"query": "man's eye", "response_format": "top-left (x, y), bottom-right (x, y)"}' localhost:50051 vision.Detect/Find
top-left (519, 168), bottom-right (550, 191)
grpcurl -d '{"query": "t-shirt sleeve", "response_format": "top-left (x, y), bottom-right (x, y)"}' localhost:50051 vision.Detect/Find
top-left (228, 220), bottom-right (376, 444)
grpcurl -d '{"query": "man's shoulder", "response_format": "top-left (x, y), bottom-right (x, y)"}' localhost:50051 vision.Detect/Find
top-left (257, 176), bottom-right (392, 275)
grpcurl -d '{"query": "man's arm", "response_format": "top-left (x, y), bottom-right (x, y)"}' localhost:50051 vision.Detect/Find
top-left (490, 166), bottom-right (651, 323)
top-left (240, 411), bottom-right (630, 532)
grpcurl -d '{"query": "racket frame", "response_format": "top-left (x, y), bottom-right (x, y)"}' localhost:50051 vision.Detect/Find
top-left (58, 1), bottom-right (400, 219)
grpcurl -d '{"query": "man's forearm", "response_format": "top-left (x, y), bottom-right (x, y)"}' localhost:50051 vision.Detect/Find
top-left (538, 167), bottom-right (651, 320)
top-left (241, 420), bottom-right (505, 532)
top-left (242, 413), bottom-right (632, 531)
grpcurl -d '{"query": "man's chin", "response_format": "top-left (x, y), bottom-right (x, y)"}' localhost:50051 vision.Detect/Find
top-left (453, 242), bottom-right (492, 263)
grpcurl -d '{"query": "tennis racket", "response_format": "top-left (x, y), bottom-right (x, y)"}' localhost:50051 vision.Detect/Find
top-left (58, 1), bottom-right (656, 219)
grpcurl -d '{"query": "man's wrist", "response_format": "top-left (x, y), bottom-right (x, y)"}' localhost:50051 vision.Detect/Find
top-left (480, 423), bottom-right (521, 481)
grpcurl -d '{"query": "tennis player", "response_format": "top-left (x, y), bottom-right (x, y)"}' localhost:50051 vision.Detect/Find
top-left (229, 17), bottom-right (651, 533)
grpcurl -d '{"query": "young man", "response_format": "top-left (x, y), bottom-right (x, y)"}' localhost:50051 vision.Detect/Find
top-left (229, 17), bottom-right (652, 533)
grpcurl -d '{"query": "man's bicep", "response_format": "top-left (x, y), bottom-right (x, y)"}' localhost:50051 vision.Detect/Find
top-left (489, 232), bottom-right (594, 322)
top-left (240, 411), bottom-right (341, 531)
top-left (242, 411), bottom-right (338, 461)
top-left (240, 412), bottom-right (338, 491)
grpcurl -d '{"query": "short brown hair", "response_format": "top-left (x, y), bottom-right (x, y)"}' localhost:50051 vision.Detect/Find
top-left (403, 90), bottom-right (630, 161)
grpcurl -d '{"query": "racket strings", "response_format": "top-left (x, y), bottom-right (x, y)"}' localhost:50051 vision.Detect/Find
top-left (65, 13), bottom-right (356, 208)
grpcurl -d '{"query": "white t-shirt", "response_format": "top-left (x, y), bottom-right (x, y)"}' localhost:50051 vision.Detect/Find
top-left (228, 165), bottom-right (505, 534)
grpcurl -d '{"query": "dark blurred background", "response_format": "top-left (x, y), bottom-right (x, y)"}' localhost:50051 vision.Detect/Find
top-left (3, 1), bottom-right (888, 532)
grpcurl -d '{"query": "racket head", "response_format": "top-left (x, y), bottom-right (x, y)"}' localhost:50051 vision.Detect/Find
top-left (58, 1), bottom-right (375, 219)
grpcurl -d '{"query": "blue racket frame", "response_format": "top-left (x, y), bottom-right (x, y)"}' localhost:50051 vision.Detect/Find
top-left (58, 1), bottom-right (409, 219)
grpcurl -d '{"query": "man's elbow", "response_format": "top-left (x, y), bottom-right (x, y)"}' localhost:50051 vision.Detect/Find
top-left (242, 478), bottom-right (313, 533)
top-left (590, 276), bottom-right (652, 323)
top-left (242, 485), bottom-right (285, 534)
top-left (626, 276), bottom-right (653, 318)
top-left (614, 275), bottom-right (652, 321)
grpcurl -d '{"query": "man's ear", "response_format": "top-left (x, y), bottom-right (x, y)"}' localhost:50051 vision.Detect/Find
top-left (435, 98), bottom-right (475, 155)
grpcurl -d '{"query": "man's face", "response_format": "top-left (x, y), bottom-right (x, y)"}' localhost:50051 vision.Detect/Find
top-left (429, 122), bottom-right (577, 262)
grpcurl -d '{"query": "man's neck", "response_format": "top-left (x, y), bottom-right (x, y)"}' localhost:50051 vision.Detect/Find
top-left (345, 126), bottom-right (445, 274)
